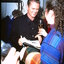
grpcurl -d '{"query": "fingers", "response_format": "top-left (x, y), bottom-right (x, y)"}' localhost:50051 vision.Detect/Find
top-left (2, 47), bottom-right (20, 64)
top-left (16, 60), bottom-right (20, 64)
top-left (14, 51), bottom-right (20, 62)
top-left (35, 35), bottom-right (38, 38)
top-left (18, 38), bottom-right (23, 46)
top-left (39, 28), bottom-right (44, 33)
top-left (39, 28), bottom-right (48, 37)
top-left (5, 47), bottom-right (16, 60)
top-left (35, 34), bottom-right (39, 38)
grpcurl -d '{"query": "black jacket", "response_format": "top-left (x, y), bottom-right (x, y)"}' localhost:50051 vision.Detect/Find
top-left (9, 14), bottom-right (47, 51)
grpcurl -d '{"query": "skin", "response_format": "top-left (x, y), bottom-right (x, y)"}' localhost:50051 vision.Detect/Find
top-left (1, 47), bottom-right (20, 64)
top-left (37, 9), bottom-right (55, 37)
top-left (27, 1), bottom-right (40, 21)
top-left (18, 1), bottom-right (42, 46)
top-left (45, 9), bottom-right (55, 25)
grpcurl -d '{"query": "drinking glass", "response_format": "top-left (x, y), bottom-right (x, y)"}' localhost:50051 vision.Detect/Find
top-left (38, 20), bottom-right (43, 29)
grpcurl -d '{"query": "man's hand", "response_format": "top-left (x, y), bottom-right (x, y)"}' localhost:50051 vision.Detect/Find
top-left (18, 37), bottom-right (23, 46)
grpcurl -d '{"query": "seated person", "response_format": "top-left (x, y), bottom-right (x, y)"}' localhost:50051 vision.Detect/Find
top-left (9, 0), bottom-right (47, 63)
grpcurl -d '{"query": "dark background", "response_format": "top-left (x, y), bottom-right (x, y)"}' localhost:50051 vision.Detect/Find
top-left (1, 0), bottom-right (19, 2)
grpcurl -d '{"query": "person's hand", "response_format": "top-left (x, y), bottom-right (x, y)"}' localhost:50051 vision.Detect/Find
top-left (18, 37), bottom-right (23, 46)
top-left (18, 36), bottom-right (28, 46)
top-left (1, 47), bottom-right (20, 64)
top-left (35, 35), bottom-right (42, 44)
top-left (38, 28), bottom-right (48, 37)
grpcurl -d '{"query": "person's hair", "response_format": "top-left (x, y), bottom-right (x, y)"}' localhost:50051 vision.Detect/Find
top-left (27, 0), bottom-right (40, 6)
top-left (12, 9), bottom-right (23, 17)
top-left (45, 0), bottom-right (64, 36)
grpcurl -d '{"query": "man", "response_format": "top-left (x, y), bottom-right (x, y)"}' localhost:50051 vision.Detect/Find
top-left (10, 0), bottom-right (47, 52)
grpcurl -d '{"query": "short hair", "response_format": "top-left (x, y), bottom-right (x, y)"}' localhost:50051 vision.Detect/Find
top-left (12, 9), bottom-right (23, 17)
top-left (27, 0), bottom-right (40, 6)
top-left (45, 0), bottom-right (64, 36)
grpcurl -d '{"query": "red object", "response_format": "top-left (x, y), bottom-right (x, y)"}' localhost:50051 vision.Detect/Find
top-left (43, 18), bottom-right (51, 33)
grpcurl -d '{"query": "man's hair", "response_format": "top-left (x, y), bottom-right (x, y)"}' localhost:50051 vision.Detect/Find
top-left (27, 0), bottom-right (40, 6)
top-left (46, 0), bottom-right (64, 36)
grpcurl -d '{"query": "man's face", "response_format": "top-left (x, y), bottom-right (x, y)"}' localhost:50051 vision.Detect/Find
top-left (27, 1), bottom-right (40, 19)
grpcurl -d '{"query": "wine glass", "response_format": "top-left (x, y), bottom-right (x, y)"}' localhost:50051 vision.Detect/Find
top-left (38, 20), bottom-right (43, 29)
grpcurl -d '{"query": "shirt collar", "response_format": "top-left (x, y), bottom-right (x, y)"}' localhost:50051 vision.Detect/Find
top-left (25, 14), bottom-right (31, 23)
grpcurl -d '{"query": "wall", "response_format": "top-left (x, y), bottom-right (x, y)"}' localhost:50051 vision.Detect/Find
top-left (1, 2), bottom-right (18, 19)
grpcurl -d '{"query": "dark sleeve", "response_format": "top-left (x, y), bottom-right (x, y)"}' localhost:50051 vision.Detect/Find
top-left (9, 19), bottom-right (22, 51)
